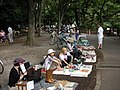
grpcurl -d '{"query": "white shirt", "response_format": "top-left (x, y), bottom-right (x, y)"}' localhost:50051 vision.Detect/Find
top-left (59, 52), bottom-right (71, 61)
top-left (8, 27), bottom-right (13, 34)
top-left (44, 55), bottom-right (54, 70)
top-left (98, 26), bottom-right (104, 38)
top-left (67, 43), bottom-right (73, 51)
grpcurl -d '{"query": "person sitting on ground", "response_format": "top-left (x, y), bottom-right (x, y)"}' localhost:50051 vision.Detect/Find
top-left (59, 47), bottom-right (72, 68)
top-left (0, 30), bottom-right (7, 43)
top-left (44, 49), bottom-right (61, 83)
top-left (67, 38), bottom-right (82, 60)
top-left (8, 58), bottom-right (27, 89)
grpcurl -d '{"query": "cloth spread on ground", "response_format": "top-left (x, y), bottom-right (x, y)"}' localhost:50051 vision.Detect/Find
top-left (53, 65), bottom-right (93, 77)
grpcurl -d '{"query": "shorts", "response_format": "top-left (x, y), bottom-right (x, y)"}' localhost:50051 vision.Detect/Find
top-left (98, 37), bottom-right (103, 44)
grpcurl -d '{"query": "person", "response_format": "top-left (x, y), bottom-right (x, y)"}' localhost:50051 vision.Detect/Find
top-left (8, 58), bottom-right (27, 90)
top-left (44, 49), bottom-right (61, 83)
top-left (67, 38), bottom-right (82, 60)
top-left (71, 24), bottom-right (76, 40)
top-left (8, 27), bottom-right (14, 44)
top-left (0, 30), bottom-right (6, 43)
top-left (75, 30), bottom-right (79, 40)
top-left (59, 47), bottom-right (72, 68)
top-left (97, 24), bottom-right (104, 49)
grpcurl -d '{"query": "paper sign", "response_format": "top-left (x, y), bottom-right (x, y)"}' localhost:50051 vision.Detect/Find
top-left (27, 81), bottom-right (34, 90)
top-left (20, 64), bottom-right (26, 73)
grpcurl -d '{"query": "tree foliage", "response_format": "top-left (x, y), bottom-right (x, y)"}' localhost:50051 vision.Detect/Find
top-left (0, 0), bottom-right (119, 45)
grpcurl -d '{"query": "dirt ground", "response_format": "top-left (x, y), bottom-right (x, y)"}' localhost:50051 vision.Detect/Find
top-left (0, 32), bottom-right (58, 87)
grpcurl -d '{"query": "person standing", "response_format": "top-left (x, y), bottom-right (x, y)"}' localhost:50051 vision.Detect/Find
top-left (97, 24), bottom-right (104, 49)
top-left (8, 27), bottom-right (14, 44)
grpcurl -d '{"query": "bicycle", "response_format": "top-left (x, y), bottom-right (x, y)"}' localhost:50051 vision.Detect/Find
top-left (0, 60), bottom-right (4, 74)
top-left (49, 31), bottom-right (69, 50)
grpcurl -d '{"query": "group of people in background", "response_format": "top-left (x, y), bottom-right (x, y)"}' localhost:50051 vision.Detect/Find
top-left (44, 23), bottom-right (104, 84)
top-left (7, 23), bottom-right (104, 90)
top-left (60, 23), bottom-right (104, 49)
top-left (0, 27), bottom-right (14, 44)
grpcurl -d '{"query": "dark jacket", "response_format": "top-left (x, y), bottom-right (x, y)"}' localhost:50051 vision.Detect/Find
top-left (8, 67), bottom-right (20, 87)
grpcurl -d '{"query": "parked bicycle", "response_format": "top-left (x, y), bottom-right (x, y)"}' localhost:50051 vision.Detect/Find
top-left (49, 31), bottom-right (69, 50)
top-left (0, 60), bottom-right (4, 74)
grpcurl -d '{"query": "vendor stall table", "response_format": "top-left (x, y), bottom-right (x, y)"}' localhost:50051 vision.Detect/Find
top-left (41, 65), bottom-right (96, 90)
top-left (53, 65), bottom-right (96, 90)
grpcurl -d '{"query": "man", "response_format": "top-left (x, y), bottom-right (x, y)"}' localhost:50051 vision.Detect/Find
top-left (97, 24), bottom-right (104, 49)
top-left (8, 27), bottom-right (14, 44)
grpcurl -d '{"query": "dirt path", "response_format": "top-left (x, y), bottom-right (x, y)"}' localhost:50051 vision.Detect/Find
top-left (0, 32), bottom-right (57, 87)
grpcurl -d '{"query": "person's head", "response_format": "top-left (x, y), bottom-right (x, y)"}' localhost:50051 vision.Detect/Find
top-left (97, 23), bottom-right (101, 27)
top-left (67, 38), bottom-right (74, 43)
top-left (1, 30), bottom-right (3, 32)
top-left (62, 47), bottom-right (67, 54)
top-left (48, 49), bottom-right (56, 56)
top-left (13, 58), bottom-right (25, 67)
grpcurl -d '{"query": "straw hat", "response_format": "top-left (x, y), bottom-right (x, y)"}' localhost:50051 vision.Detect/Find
top-left (67, 38), bottom-right (74, 43)
top-left (48, 49), bottom-right (56, 54)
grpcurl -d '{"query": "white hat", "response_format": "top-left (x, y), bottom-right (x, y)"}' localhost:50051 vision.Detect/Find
top-left (48, 49), bottom-right (56, 54)
top-left (72, 24), bottom-right (76, 28)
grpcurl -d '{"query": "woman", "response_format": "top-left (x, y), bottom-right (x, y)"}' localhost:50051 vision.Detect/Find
top-left (67, 38), bottom-right (82, 60)
top-left (59, 47), bottom-right (72, 68)
top-left (8, 58), bottom-right (27, 89)
top-left (44, 49), bottom-right (61, 83)
top-left (0, 30), bottom-right (6, 43)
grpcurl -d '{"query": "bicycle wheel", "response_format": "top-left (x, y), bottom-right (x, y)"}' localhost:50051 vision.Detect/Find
top-left (0, 60), bottom-right (4, 74)
top-left (57, 38), bottom-right (67, 50)
top-left (49, 37), bottom-right (57, 45)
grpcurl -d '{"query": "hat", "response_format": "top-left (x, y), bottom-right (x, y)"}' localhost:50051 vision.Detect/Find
top-left (67, 38), bottom-right (74, 43)
top-left (72, 24), bottom-right (76, 28)
top-left (48, 49), bottom-right (56, 54)
top-left (14, 58), bottom-right (25, 64)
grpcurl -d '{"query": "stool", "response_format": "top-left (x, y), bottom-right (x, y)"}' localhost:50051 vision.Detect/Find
top-left (16, 81), bottom-right (34, 90)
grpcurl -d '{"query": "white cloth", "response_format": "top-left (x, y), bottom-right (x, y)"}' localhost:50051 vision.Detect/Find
top-left (8, 27), bottom-right (14, 43)
top-left (98, 27), bottom-right (104, 38)
top-left (98, 37), bottom-right (103, 44)
top-left (8, 27), bottom-right (13, 34)
top-left (98, 26), bottom-right (104, 44)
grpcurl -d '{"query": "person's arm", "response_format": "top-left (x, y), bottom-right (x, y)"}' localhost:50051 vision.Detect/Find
top-left (19, 72), bottom-right (27, 80)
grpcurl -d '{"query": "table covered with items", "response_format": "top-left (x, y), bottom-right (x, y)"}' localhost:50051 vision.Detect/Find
top-left (50, 36), bottom-right (97, 90)
top-left (16, 35), bottom-right (98, 90)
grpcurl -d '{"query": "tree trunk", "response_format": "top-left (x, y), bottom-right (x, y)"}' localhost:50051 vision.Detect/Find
top-left (38, 0), bottom-right (43, 37)
top-left (99, 0), bottom-right (106, 23)
top-left (25, 0), bottom-right (35, 46)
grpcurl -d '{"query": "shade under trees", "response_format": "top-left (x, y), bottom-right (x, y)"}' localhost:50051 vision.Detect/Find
top-left (0, 0), bottom-right (120, 45)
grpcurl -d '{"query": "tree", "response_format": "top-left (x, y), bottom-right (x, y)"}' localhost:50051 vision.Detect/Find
top-left (37, 0), bottom-right (43, 37)
top-left (25, 0), bottom-right (36, 46)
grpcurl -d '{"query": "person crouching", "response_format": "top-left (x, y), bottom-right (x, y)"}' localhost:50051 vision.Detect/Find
top-left (44, 49), bottom-right (61, 83)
